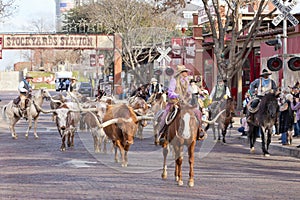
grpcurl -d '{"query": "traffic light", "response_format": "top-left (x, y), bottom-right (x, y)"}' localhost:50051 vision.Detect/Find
top-left (265, 35), bottom-right (282, 51)
top-left (267, 57), bottom-right (282, 71)
top-left (288, 57), bottom-right (300, 71)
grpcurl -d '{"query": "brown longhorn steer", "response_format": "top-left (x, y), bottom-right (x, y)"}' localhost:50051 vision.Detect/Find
top-left (87, 103), bottom-right (153, 167)
top-left (128, 96), bottom-right (150, 139)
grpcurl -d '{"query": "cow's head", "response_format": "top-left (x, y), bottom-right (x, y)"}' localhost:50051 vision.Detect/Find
top-left (54, 108), bottom-right (71, 131)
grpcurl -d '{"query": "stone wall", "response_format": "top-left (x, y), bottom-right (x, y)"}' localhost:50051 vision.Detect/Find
top-left (0, 71), bottom-right (23, 91)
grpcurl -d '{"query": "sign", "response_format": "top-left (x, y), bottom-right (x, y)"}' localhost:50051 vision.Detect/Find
top-left (198, 5), bottom-right (215, 24)
top-left (90, 54), bottom-right (105, 67)
top-left (156, 46), bottom-right (171, 63)
top-left (271, 0), bottom-right (299, 26)
top-left (2, 34), bottom-right (114, 49)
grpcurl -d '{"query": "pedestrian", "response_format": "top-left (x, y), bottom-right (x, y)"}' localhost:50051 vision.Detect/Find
top-left (70, 77), bottom-right (77, 92)
top-left (238, 115), bottom-right (248, 136)
top-left (291, 94), bottom-right (300, 148)
top-left (279, 94), bottom-right (294, 145)
top-left (65, 78), bottom-right (70, 92)
top-left (190, 79), bottom-right (201, 107)
top-left (291, 85), bottom-right (299, 137)
top-left (242, 92), bottom-right (251, 115)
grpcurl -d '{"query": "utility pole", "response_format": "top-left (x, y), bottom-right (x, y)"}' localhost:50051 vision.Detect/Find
top-left (282, 0), bottom-right (288, 88)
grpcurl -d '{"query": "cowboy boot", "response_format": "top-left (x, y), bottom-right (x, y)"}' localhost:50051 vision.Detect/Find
top-left (197, 127), bottom-right (207, 141)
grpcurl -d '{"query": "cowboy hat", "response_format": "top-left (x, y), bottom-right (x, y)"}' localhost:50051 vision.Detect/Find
top-left (174, 65), bottom-right (190, 77)
top-left (150, 78), bottom-right (157, 83)
top-left (25, 74), bottom-right (33, 79)
top-left (260, 69), bottom-right (272, 76)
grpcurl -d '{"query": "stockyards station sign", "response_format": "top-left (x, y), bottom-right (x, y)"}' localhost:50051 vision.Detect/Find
top-left (0, 34), bottom-right (114, 49)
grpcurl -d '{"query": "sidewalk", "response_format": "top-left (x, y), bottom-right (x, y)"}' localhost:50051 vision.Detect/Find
top-left (231, 117), bottom-right (300, 159)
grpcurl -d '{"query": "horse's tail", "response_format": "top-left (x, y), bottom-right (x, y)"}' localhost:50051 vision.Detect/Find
top-left (2, 104), bottom-right (7, 121)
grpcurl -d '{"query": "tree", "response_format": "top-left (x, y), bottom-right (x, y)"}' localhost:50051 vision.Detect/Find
top-left (155, 0), bottom-right (275, 82)
top-left (20, 17), bottom-right (57, 71)
top-left (63, 0), bottom-right (178, 84)
top-left (201, 0), bottom-right (275, 82)
top-left (0, 0), bottom-right (17, 22)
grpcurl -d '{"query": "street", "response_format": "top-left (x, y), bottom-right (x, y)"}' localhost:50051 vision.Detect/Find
top-left (0, 91), bottom-right (300, 200)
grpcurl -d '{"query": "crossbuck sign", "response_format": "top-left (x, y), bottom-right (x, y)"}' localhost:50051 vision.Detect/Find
top-left (271, 0), bottom-right (299, 26)
top-left (156, 46), bottom-right (172, 63)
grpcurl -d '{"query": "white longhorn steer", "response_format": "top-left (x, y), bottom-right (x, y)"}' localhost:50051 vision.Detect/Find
top-left (35, 101), bottom-right (81, 151)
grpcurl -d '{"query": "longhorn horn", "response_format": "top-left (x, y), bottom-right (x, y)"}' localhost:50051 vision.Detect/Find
top-left (136, 115), bottom-right (154, 121)
top-left (50, 98), bottom-right (63, 104)
top-left (202, 109), bottom-right (226, 124)
top-left (86, 111), bottom-right (133, 128)
top-left (134, 109), bottom-right (145, 116)
top-left (67, 91), bottom-right (98, 113)
top-left (34, 101), bottom-right (56, 114)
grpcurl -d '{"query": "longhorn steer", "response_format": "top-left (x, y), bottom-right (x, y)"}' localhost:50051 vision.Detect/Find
top-left (88, 103), bottom-right (153, 167)
top-left (36, 101), bottom-right (81, 151)
top-left (80, 101), bottom-right (110, 153)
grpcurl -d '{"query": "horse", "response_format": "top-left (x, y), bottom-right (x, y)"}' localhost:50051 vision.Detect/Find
top-left (2, 88), bottom-right (52, 139)
top-left (205, 97), bottom-right (237, 143)
top-left (160, 103), bottom-right (223, 187)
top-left (247, 92), bottom-right (280, 156)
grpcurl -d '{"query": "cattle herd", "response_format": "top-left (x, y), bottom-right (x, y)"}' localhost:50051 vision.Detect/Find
top-left (1, 89), bottom-right (220, 187)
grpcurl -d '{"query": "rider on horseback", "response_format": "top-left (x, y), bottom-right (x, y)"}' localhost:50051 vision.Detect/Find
top-left (208, 76), bottom-right (233, 126)
top-left (247, 68), bottom-right (278, 124)
top-left (147, 77), bottom-right (163, 103)
top-left (209, 76), bottom-right (231, 102)
top-left (157, 65), bottom-right (206, 145)
top-left (13, 74), bottom-right (33, 118)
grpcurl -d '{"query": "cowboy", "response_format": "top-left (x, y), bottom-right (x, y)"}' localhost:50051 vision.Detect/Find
top-left (13, 74), bottom-right (33, 118)
top-left (157, 65), bottom-right (205, 145)
top-left (209, 76), bottom-right (231, 102)
top-left (247, 68), bottom-right (278, 123)
top-left (148, 77), bottom-right (163, 96)
top-left (147, 77), bottom-right (163, 103)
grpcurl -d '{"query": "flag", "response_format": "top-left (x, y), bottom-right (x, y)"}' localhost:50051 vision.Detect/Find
top-left (60, 1), bottom-right (74, 12)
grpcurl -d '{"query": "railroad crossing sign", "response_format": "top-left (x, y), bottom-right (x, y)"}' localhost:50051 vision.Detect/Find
top-left (156, 46), bottom-right (171, 63)
top-left (271, 0), bottom-right (299, 27)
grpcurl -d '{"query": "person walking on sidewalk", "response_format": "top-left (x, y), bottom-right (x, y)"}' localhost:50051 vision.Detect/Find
top-left (279, 94), bottom-right (294, 145)
top-left (291, 95), bottom-right (300, 148)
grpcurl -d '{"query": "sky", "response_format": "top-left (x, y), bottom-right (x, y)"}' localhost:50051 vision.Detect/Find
top-left (0, 0), bottom-right (55, 70)
top-left (0, 0), bottom-right (300, 71)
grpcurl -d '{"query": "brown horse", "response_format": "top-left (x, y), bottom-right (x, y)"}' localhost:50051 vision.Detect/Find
top-left (160, 103), bottom-right (222, 187)
top-left (205, 97), bottom-right (237, 143)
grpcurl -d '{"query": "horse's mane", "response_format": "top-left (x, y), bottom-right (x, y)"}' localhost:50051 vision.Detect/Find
top-left (257, 93), bottom-right (277, 115)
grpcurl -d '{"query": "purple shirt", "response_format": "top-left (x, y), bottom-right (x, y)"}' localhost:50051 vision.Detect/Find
top-left (291, 102), bottom-right (300, 121)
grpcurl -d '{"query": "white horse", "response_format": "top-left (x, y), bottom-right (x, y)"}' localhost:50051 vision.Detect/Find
top-left (2, 88), bottom-right (52, 139)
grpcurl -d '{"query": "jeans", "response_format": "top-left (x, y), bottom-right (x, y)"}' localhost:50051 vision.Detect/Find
top-left (294, 120), bottom-right (300, 136)
top-left (281, 132), bottom-right (287, 144)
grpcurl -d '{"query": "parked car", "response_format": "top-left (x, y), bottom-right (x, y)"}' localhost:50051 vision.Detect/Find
top-left (78, 82), bottom-right (93, 97)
